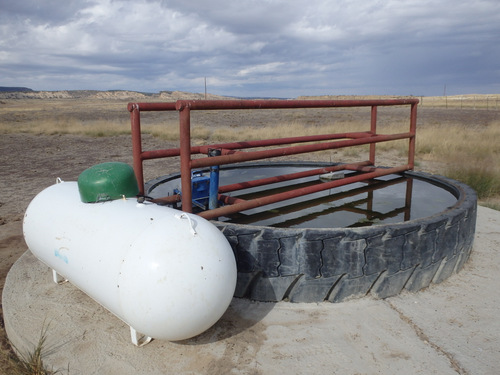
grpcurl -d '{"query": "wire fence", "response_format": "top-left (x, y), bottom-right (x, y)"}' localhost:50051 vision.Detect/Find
top-left (419, 95), bottom-right (500, 110)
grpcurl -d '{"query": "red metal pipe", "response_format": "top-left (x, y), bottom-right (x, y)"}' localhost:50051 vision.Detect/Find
top-left (197, 132), bottom-right (373, 154)
top-left (127, 102), bottom-right (177, 112)
top-left (369, 105), bottom-right (377, 165)
top-left (175, 98), bottom-right (419, 111)
top-left (130, 104), bottom-right (145, 194)
top-left (141, 148), bottom-right (182, 159)
top-left (198, 165), bottom-right (411, 220)
top-left (218, 161), bottom-right (372, 194)
top-left (179, 106), bottom-right (193, 212)
top-left (408, 102), bottom-right (418, 169)
top-left (218, 195), bottom-right (246, 205)
top-left (191, 132), bottom-right (411, 169)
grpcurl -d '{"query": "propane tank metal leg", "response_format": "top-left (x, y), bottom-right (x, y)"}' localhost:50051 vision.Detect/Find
top-left (52, 269), bottom-right (68, 285)
top-left (130, 327), bottom-right (153, 347)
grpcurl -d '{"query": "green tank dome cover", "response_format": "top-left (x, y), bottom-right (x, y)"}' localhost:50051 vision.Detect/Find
top-left (78, 162), bottom-right (139, 203)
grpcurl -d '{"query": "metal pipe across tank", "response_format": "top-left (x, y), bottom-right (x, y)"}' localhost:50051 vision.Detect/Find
top-left (199, 165), bottom-right (411, 220)
top-left (217, 161), bottom-right (371, 194)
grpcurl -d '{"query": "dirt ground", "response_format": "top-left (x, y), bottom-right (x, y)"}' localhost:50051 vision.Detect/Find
top-left (0, 132), bottom-right (180, 372)
top-left (0, 98), bottom-right (498, 372)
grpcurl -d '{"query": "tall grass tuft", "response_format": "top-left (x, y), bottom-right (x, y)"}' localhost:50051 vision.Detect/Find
top-left (409, 121), bottom-right (500, 203)
top-left (10, 323), bottom-right (66, 375)
top-left (446, 162), bottom-right (500, 199)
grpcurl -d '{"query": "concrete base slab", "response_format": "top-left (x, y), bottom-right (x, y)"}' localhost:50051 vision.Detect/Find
top-left (3, 206), bottom-right (499, 375)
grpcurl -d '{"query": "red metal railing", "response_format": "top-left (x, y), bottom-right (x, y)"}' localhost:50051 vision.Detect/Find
top-left (128, 98), bottom-right (418, 219)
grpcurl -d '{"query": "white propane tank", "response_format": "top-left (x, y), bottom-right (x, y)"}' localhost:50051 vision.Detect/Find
top-left (23, 180), bottom-right (237, 344)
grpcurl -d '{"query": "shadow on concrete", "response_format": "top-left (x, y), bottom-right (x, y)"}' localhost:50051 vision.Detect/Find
top-left (178, 282), bottom-right (277, 345)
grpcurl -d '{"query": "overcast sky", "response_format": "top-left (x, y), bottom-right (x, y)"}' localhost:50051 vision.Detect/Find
top-left (1, 0), bottom-right (499, 97)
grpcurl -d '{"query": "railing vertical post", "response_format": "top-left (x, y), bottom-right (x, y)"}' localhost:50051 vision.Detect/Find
top-left (179, 105), bottom-right (193, 213)
top-left (404, 178), bottom-right (413, 221)
top-left (367, 190), bottom-right (373, 219)
top-left (130, 104), bottom-right (145, 194)
top-left (408, 102), bottom-right (418, 169)
top-left (369, 105), bottom-right (377, 165)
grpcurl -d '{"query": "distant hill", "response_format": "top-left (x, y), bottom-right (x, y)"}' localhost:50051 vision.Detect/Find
top-left (2, 89), bottom-right (496, 102)
top-left (0, 89), bottom-right (232, 100)
top-left (0, 86), bottom-right (34, 92)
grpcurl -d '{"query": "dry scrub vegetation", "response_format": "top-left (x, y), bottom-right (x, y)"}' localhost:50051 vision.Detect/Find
top-left (1, 94), bottom-right (500, 209)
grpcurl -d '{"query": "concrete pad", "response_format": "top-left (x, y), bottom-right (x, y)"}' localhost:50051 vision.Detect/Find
top-left (3, 206), bottom-right (499, 374)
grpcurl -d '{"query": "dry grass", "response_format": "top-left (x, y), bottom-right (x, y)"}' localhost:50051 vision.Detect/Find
top-left (414, 122), bottom-right (500, 200)
top-left (1, 96), bottom-right (499, 203)
top-left (0, 118), bottom-right (129, 137)
top-left (415, 122), bottom-right (500, 159)
top-left (8, 323), bottom-right (66, 375)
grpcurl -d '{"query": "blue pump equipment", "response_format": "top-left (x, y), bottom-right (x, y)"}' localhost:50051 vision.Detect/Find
top-left (174, 149), bottom-right (221, 211)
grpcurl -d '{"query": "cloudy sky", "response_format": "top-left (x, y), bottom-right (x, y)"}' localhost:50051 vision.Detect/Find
top-left (1, 0), bottom-right (499, 97)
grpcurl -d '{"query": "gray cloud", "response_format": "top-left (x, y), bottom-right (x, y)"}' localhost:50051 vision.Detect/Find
top-left (0, 0), bottom-right (498, 96)
top-left (1, 0), bottom-right (95, 25)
